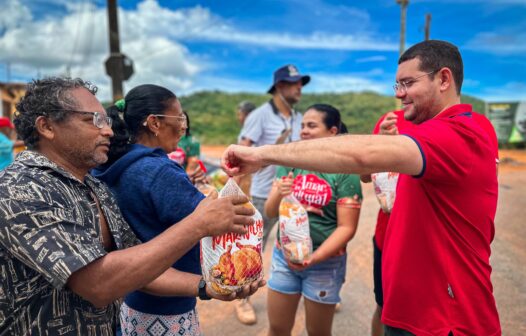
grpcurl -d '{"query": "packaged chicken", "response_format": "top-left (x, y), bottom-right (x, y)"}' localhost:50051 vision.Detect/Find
top-left (283, 241), bottom-right (311, 263)
top-left (200, 178), bottom-right (264, 294)
top-left (208, 169), bottom-right (229, 191)
top-left (193, 160), bottom-right (218, 197)
top-left (279, 195), bottom-right (312, 264)
top-left (196, 182), bottom-right (217, 197)
top-left (371, 172), bottom-right (398, 213)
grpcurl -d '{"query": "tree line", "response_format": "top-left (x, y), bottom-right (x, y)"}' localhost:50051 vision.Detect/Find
top-left (175, 91), bottom-right (484, 145)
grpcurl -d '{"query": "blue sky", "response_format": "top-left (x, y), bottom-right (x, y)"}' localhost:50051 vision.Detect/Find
top-left (1, 0), bottom-right (525, 102)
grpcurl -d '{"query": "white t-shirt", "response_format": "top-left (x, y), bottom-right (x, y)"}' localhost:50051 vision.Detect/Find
top-left (239, 101), bottom-right (302, 198)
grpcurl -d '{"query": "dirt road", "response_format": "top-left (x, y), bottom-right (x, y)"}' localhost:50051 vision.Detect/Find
top-left (197, 148), bottom-right (526, 335)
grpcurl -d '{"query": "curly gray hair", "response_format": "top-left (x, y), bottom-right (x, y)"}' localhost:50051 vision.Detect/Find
top-left (14, 77), bottom-right (98, 149)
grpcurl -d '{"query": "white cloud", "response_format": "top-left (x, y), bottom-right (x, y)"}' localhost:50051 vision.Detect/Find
top-left (412, 0), bottom-right (526, 4)
top-left (121, 0), bottom-right (396, 52)
top-left (0, 2), bottom-right (106, 68)
top-left (198, 30), bottom-right (396, 51)
top-left (464, 31), bottom-right (526, 55)
top-left (184, 68), bottom-right (395, 96)
top-left (474, 81), bottom-right (526, 102)
top-left (187, 75), bottom-right (266, 95)
top-left (0, 0), bottom-right (401, 100)
top-left (124, 37), bottom-right (201, 81)
top-left (356, 56), bottom-right (387, 63)
top-left (288, 0), bottom-right (372, 25)
top-left (462, 78), bottom-right (481, 88)
top-left (308, 71), bottom-right (392, 94)
top-left (0, 0), bottom-right (32, 31)
top-left (0, 1), bottom-right (206, 101)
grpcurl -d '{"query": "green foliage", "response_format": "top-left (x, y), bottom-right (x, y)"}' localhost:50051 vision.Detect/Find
top-left (175, 91), bottom-right (485, 145)
top-left (295, 92), bottom-right (398, 135)
top-left (179, 91), bottom-right (267, 144)
top-left (460, 95), bottom-right (485, 116)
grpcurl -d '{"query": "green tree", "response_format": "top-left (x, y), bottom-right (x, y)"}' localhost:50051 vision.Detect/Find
top-left (171, 91), bottom-right (485, 145)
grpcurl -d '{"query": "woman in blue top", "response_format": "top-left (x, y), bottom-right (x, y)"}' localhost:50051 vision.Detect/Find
top-left (264, 104), bottom-right (362, 336)
top-left (92, 84), bottom-right (260, 335)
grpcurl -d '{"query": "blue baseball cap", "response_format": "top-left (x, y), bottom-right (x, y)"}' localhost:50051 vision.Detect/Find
top-left (268, 64), bottom-right (310, 94)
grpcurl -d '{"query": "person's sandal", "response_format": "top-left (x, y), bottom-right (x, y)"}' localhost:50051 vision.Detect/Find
top-left (235, 298), bottom-right (257, 325)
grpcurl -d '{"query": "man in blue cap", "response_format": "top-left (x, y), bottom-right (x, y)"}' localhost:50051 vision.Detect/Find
top-left (237, 64), bottom-right (310, 324)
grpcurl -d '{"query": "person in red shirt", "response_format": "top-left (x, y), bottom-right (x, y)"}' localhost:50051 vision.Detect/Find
top-left (364, 110), bottom-right (498, 336)
top-left (361, 110), bottom-right (413, 336)
top-left (221, 40), bottom-right (501, 336)
top-left (472, 112), bottom-right (500, 170)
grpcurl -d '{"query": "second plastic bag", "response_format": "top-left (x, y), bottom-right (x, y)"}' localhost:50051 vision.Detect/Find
top-left (371, 172), bottom-right (399, 213)
top-left (200, 178), bottom-right (264, 294)
top-left (279, 194), bottom-right (312, 264)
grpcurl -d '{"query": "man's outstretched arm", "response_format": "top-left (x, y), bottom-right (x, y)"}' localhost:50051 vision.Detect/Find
top-left (222, 134), bottom-right (423, 178)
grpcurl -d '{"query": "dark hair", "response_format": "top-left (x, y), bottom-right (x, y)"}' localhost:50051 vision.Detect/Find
top-left (183, 110), bottom-right (191, 137)
top-left (238, 101), bottom-right (256, 116)
top-left (105, 105), bottom-right (130, 163)
top-left (14, 77), bottom-right (97, 149)
top-left (106, 84), bottom-right (176, 164)
top-left (399, 40), bottom-right (463, 95)
top-left (306, 104), bottom-right (348, 135)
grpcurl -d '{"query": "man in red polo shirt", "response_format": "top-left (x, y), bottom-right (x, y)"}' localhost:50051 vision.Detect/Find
top-left (365, 109), bottom-right (499, 336)
top-left (221, 40), bottom-right (501, 336)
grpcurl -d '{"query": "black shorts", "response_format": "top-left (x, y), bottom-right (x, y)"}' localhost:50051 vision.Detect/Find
top-left (373, 236), bottom-right (383, 307)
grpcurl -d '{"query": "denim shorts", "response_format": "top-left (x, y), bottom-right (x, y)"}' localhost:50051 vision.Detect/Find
top-left (267, 246), bottom-right (347, 304)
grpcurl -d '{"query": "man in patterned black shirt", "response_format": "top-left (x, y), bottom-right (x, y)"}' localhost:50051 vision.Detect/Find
top-left (0, 77), bottom-right (260, 335)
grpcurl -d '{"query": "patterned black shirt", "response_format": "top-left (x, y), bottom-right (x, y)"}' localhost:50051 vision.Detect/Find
top-left (0, 151), bottom-right (140, 335)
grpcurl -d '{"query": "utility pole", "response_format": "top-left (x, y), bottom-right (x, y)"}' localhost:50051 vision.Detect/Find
top-left (395, 0), bottom-right (409, 109)
top-left (106, 0), bottom-right (124, 101)
top-left (105, 0), bottom-right (133, 101)
top-left (6, 62), bottom-right (10, 82)
top-left (396, 0), bottom-right (409, 56)
top-left (424, 13), bottom-right (431, 41)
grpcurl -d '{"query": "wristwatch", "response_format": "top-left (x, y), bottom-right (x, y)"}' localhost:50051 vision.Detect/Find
top-left (198, 277), bottom-right (211, 300)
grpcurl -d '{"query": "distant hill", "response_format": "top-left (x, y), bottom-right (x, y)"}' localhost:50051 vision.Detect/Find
top-left (176, 91), bottom-right (484, 145)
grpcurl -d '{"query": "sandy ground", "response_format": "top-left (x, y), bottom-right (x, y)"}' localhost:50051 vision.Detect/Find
top-left (197, 147), bottom-right (526, 336)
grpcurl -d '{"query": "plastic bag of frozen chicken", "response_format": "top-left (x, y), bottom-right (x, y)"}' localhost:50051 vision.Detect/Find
top-left (371, 172), bottom-right (399, 213)
top-left (200, 178), bottom-right (264, 294)
top-left (279, 194), bottom-right (312, 264)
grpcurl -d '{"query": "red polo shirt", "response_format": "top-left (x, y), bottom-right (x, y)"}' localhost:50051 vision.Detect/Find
top-left (373, 111), bottom-right (499, 251)
top-left (381, 104), bottom-right (501, 336)
top-left (372, 110), bottom-right (414, 250)
top-left (472, 112), bottom-right (500, 163)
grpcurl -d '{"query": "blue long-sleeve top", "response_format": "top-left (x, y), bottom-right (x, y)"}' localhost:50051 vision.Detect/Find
top-left (92, 144), bottom-right (204, 315)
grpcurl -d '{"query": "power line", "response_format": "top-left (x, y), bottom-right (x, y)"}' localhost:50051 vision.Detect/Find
top-left (67, 0), bottom-right (90, 76)
top-left (77, 0), bottom-right (95, 78)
